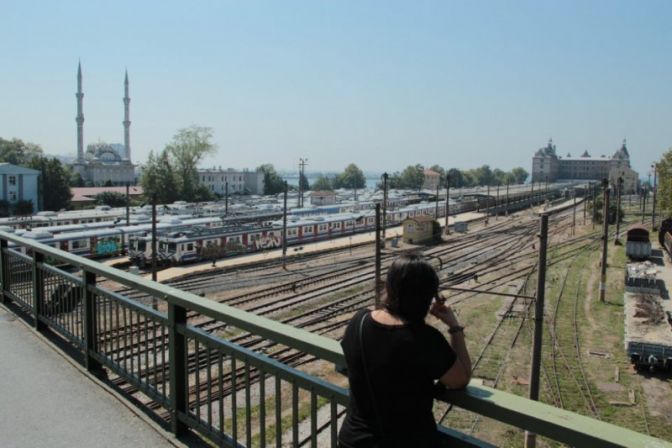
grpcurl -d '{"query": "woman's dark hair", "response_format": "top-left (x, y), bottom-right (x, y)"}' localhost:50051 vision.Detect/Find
top-left (384, 253), bottom-right (439, 324)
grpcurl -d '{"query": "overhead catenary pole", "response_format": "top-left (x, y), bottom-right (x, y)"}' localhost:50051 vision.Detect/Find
top-left (615, 177), bottom-right (622, 244)
top-left (592, 183), bottom-right (597, 230)
top-left (375, 204), bottom-right (382, 308)
top-left (506, 181), bottom-right (510, 216)
top-left (496, 184), bottom-right (500, 220)
top-left (525, 212), bottom-right (549, 448)
top-left (125, 183), bottom-right (130, 225)
top-left (382, 172), bottom-right (388, 242)
top-left (435, 182), bottom-right (440, 219)
top-left (225, 181), bottom-right (229, 215)
top-left (600, 180), bottom-right (610, 303)
top-left (151, 196), bottom-right (158, 310)
top-left (299, 158), bottom-right (308, 208)
top-left (572, 191), bottom-right (576, 235)
top-left (651, 163), bottom-right (658, 230)
top-left (282, 181), bottom-right (288, 269)
top-left (444, 174), bottom-right (450, 234)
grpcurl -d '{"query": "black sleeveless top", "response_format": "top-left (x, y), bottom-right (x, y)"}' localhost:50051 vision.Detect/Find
top-left (339, 309), bottom-right (456, 447)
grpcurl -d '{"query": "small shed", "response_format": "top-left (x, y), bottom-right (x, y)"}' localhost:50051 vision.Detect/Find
top-left (402, 215), bottom-right (439, 244)
top-left (310, 191), bottom-right (337, 206)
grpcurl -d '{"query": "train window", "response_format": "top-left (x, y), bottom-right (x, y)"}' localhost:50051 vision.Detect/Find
top-left (187, 243), bottom-right (194, 251)
top-left (249, 233), bottom-right (260, 242)
top-left (332, 222), bottom-right (341, 229)
top-left (287, 228), bottom-right (297, 237)
top-left (71, 239), bottom-right (89, 249)
top-left (344, 221), bottom-right (353, 228)
top-left (168, 243), bottom-right (177, 252)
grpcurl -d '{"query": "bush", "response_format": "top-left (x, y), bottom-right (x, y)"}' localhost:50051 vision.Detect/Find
top-left (95, 192), bottom-right (128, 207)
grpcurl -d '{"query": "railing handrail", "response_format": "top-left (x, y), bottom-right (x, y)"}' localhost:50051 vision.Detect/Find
top-left (0, 229), bottom-right (669, 448)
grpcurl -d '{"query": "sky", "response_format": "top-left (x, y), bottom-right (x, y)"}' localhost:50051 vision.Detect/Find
top-left (1, 1), bottom-right (671, 177)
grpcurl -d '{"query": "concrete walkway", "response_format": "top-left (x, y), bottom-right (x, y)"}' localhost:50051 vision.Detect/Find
top-left (0, 306), bottom-right (172, 448)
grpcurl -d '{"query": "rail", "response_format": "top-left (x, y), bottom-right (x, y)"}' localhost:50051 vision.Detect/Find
top-left (0, 229), bottom-right (667, 448)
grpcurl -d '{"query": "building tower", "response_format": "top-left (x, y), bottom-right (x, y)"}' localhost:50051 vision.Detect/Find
top-left (76, 61), bottom-right (85, 163)
top-left (123, 70), bottom-right (131, 161)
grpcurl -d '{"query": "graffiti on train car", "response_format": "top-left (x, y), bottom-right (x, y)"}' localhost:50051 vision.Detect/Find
top-left (95, 239), bottom-right (120, 256)
top-left (252, 233), bottom-right (281, 250)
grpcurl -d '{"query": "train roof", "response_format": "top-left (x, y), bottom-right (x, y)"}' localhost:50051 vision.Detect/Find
top-left (154, 223), bottom-right (278, 242)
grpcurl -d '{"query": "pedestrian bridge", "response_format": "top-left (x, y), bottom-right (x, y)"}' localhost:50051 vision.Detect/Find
top-left (0, 230), bottom-right (667, 447)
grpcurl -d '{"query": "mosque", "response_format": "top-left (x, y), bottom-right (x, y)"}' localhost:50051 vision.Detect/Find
top-left (70, 63), bottom-right (136, 186)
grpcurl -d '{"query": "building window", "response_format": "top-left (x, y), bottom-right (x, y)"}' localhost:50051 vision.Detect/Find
top-left (9, 191), bottom-right (16, 201)
top-left (8, 176), bottom-right (16, 186)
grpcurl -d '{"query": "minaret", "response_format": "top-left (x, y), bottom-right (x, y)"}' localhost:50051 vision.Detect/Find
top-left (123, 69), bottom-right (131, 161)
top-left (76, 61), bottom-right (85, 163)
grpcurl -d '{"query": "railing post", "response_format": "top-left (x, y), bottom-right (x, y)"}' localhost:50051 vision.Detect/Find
top-left (0, 238), bottom-right (8, 304)
top-left (169, 302), bottom-right (188, 436)
top-left (83, 270), bottom-right (103, 373)
top-left (32, 252), bottom-right (46, 331)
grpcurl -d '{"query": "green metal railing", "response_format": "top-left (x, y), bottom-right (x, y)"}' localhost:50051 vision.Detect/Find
top-left (0, 230), bottom-right (668, 448)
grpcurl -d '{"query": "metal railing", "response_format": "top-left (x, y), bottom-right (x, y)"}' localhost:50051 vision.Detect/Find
top-left (0, 230), bottom-right (668, 448)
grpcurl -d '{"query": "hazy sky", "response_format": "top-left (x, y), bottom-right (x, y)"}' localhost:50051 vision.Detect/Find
top-left (2, 1), bottom-right (670, 176)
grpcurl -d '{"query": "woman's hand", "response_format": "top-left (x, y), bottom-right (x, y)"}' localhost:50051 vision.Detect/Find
top-left (430, 300), bottom-right (460, 328)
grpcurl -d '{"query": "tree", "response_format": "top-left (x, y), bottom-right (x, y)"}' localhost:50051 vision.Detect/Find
top-left (510, 167), bottom-right (529, 184)
top-left (14, 200), bottom-right (33, 216)
top-left (95, 192), bottom-right (128, 207)
top-left (257, 164), bottom-right (285, 195)
top-left (27, 156), bottom-right (72, 211)
top-left (400, 164), bottom-right (425, 190)
top-left (312, 175), bottom-right (333, 191)
top-left (0, 200), bottom-right (9, 217)
top-left (446, 168), bottom-right (464, 188)
top-left (165, 125), bottom-right (216, 201)
top-left (70, 172), bottom-right (85, 187)
top-left (0, 138), bottom-right (43, 165)
top-left (140, 150), bottom-right (180, 204)
top-left (335, 163), bottom-right (366, 190)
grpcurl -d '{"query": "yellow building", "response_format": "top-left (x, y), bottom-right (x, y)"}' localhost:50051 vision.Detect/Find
top-left (402, 216), bottom-right (440, 244)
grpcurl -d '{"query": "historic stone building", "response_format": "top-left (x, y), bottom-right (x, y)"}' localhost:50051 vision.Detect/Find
top-left (70, 63), bottom-right (135, 186)
top-left (532, 139), bottom-right (638, 192)
top-left (197, 168), bottom-right (265, 196)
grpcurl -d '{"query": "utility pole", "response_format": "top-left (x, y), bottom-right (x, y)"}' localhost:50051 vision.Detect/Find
top-left (225, 181), bottom-right (229, 215)
top-left (298, 158), bottom-right (308, 208)
top-left (125, 183), bottom-right (130, 225)
top-left (531, 181), bottom-right (534, 206)
top-left (600, 179), bottom-right (610, 303)
top-left (545, 175), bottom-right (549, 201)
top-left (651, 163), bottom-right (658, 230)
top-left (525, 213), bottom-right (548, 448)
top-left (151, 196), bottom-right (158, 309)
top-left (444, 174), bottom-right (450, 234)
top-left (572, 191), bottom-right (576, 235)
top-left (641, 187), bottom-right (646, 224)
top-left (506, 181), bottom-right (510, 216)
top-left (496, 184), bottom-right (500, 220)
top-left (382, 172), bottom-right (388, 242)
top-left (375, 204), bottom-right (382, 308)
top-left (583, 185), bottom-right (587, 225)
top-left (282, 181), bottom-right (288, 269)
top-left (592, 183), bottom-right (597, 230)
top-left (435, 182), bottom-right (440, 219)
top-left (615, 177), bottom-right (622, 244)
top-left (486, 184), bottom-right (490, 217)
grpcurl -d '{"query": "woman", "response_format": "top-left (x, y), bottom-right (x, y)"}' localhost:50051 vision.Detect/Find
top-left (339, 253), bottom-right (471, 447)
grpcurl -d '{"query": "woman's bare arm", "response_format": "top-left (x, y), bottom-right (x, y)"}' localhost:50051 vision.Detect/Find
top-left (430, 302), bottom-right (472, 389)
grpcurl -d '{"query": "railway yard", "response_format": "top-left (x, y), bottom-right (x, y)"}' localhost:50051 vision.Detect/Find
top-left (62, 196), bottom-right (664, 447)
top-left (5, 193), bottom-right (671, 447)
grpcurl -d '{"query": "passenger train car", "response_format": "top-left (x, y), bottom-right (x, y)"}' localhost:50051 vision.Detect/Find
top-left (133, 200), bottom-right (482, 265)
top-left (9, 216), bottom-right (223, 259)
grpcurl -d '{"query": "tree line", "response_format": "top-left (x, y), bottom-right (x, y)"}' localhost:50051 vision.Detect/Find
top-left (386, 164), bottom-right (528, 190)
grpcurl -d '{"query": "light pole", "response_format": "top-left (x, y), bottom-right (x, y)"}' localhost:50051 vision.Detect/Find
top-left (600, 179), bottom-right (610, 303)
top-left (615, 176), bottom-right (623, 244)
top-left (652, 163), bottom-right (658, 230)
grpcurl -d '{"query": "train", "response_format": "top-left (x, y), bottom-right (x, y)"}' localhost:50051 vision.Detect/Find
top-left (128, 199), bottom-right (489, 265)
top-left (625, 225), bottom-right (652, 260)
top-left (7, 216), bottom-right (223, 259)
